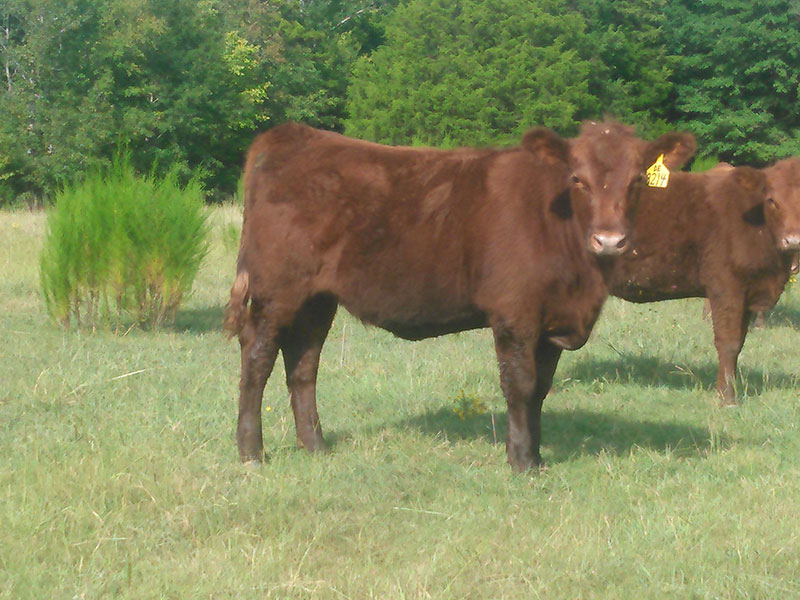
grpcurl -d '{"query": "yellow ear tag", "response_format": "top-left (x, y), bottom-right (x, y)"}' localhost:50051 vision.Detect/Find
top-left (646, 154), bottom-right (670, 188)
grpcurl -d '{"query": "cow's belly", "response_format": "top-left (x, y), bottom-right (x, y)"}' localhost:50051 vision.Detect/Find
top-left (610, 246), bottom-right (703, 302)
top-left (325, 242), bottom-right (481, 339)
top-left (376, 312), bottom-right (488, 341)
top-left (340, 296), bottom-right (487, 341)
top-left (613, 280), bottom-right (704, 303)
top-left (332, 273), bottom-right (485, 340)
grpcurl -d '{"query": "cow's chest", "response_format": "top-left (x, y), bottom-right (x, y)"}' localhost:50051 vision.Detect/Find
top-left (541, 270), bottom-right (607, 350)
top-left (746, 273), bottom-right (788, 312)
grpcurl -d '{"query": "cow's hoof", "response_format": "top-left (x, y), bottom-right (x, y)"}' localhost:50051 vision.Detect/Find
top-left (513, 462), bottom-right (544, 475)
top-left (239, 450), bottom-right (265, 464)
top-left (242, 458), bottom-right (262, 470)
top-left (508, 454), bottom-right (543, 473)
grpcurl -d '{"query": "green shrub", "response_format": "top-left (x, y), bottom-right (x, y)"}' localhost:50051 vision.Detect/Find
top-left (40, 156), bottom-right (209, 329)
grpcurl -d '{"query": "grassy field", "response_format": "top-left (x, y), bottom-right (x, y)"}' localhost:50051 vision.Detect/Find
top-left (2, 206), bottom-right (800, 599)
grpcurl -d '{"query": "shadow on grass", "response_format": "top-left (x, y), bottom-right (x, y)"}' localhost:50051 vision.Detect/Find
top-left (563, 354), bottom-right (797, 396)
top-left (391, 405), bottom-right (722, 465)
top-left (173, 305), bottom-right (225, 333)
top-left (755, 304), bottom-right (800, 329)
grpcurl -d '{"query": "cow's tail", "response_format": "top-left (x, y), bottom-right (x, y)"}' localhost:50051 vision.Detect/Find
top-left (225, 161), bottom-right (253, 339)
top-left (224, 267), bottom-right (250, 338)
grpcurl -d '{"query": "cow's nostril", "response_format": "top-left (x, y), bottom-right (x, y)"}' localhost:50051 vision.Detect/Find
top-left (783, 235), bottom-right (800, 250)
top-left (590, 232), bottom-right (627, 256)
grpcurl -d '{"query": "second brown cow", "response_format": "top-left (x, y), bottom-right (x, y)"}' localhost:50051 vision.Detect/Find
top-left (225, 121), bottom-right (695, 471)
top-left (607, 158), bottom-right (800, 403)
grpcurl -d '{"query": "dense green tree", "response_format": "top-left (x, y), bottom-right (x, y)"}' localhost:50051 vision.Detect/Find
top-left (5, 0), bottom-right (800, 200)
top-left (115, 0), bottom-right (273, 192)
top-left (0, 0), bottom-right (267, 199)
top-left (0, 0), bottom-right (384, 201)
top-left (261, 0), bottom-right (398, 131)
top-left (345, 0), bottom-right (594, 146)
top-left (573, 0), bottom-right (675, 136)
top-left (0, 1), bottom-right (116, 201)
top-left (665, 0), bottom-right (800, 163)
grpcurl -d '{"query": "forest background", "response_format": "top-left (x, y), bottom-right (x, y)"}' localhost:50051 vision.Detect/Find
top-left (2, 0), bottom-right (800, 204)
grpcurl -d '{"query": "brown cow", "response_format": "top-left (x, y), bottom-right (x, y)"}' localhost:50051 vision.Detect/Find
top-left (607, 158), bottom-right (800, 404)
top-left (225, 121), bottom-right (695, 472)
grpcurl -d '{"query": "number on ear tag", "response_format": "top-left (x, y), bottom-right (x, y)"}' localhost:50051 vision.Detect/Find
top-left (646, 154), bottom-right (670, 188)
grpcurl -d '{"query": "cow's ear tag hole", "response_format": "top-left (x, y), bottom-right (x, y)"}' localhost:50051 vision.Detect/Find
top-left (646, 154), bottom-right (670, 188)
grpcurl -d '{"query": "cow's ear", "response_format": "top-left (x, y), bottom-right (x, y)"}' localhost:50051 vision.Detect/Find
top-left (522, 128), bottom-right (570, 165)
top-left (644, 131), bottom-right (696, 170)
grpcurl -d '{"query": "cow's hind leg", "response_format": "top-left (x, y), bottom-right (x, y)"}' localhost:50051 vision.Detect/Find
top-left (237, 301), bottom-right (280, 462)
top-left (280, 294), bottom-right (338, 452)
top-left (708, 295), bottom-right (750, 405)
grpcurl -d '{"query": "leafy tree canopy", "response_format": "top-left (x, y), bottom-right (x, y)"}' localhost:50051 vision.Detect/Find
top-left (345, 0), bottom-right (594, 147)
top-left (3, 0), bottom-right (800, 200)
top-left (666, 0), bottom-right (800, 164)
top-left (0, 0), bottom-right (386, 200)
top-left (573, 0), bottom-right (675, 137)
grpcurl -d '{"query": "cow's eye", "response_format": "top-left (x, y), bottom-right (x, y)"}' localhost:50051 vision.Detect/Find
top-left (768, 197), bottom-right (778, 208)
top-left (571, 175), bottom-right (581, 185)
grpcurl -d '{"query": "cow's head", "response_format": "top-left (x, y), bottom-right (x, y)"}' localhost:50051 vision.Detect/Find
top-left (548, 121), bottom-right (695, 257)
top-left (763, 157), bottom-right (800, 255)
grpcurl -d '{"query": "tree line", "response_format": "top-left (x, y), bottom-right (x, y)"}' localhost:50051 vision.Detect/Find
top-left (2, 0), bottom-right (799, 203)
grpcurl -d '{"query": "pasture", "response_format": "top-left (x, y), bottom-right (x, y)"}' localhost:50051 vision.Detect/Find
top-left (2, 206), bottom-right (800, 598)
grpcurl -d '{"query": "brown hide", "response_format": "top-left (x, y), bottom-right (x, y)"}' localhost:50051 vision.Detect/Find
top-left (607, 163), bottom-right (800, 403)
top-left (764, 157), bottom-right (800, 252)
top-left (227, 121), bottom-right (695, 472)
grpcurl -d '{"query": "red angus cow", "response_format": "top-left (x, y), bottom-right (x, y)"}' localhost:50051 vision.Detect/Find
top-left (608, 158), bottom-right (800, 403)
top-left (225, 122), bottom-right (695, 471)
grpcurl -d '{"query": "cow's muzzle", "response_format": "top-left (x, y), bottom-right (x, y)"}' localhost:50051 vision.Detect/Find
top-left (780, 234), bottom-right (800, 252)
top-left (589, 231), bottom-right (628, 256)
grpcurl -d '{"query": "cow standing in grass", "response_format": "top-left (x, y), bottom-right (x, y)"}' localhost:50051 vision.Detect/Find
top-left (225, 122), bottom-right (695, 472)
top-left (607, 158), bottom-right (800, 404)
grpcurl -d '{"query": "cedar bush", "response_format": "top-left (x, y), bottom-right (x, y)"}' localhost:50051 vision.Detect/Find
top-left (345, 0), bottom-right (594, 146)
top-left (40, 156), bottom-right (209, 329)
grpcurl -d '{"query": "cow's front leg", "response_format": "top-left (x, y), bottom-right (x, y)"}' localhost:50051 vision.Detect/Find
top-left (708, 293), bottom-right (750, 405)
top-left (492, 325), bottom-right (548, 472)
top-left (519, 338), bottom-right (563, 470)
top-left (532, 337), bottom-right (563, 427)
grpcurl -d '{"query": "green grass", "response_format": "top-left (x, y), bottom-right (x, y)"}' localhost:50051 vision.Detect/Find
top-left (2, 207), bottom-right (800, 598)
